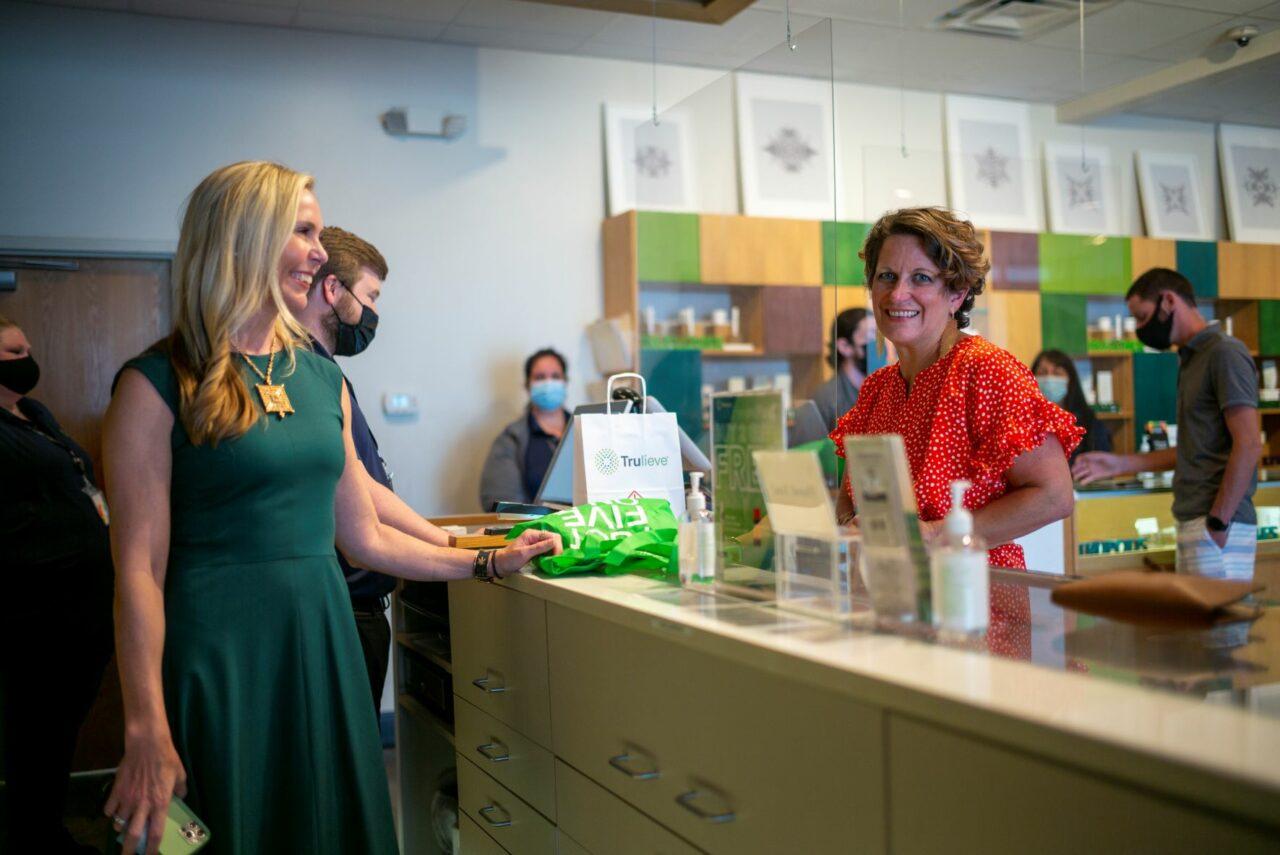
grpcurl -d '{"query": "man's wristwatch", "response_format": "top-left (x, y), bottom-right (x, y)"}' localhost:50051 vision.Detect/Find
top-left (1206, 515), bottom-right (1229, 533)
top-left (472, 549), bottom-right (500, 582)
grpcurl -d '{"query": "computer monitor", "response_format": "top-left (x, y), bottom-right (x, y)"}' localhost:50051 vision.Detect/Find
top-left (788, 400), bottom-right (828, 448)
top-left (533, 401), bottom-right (631, 507)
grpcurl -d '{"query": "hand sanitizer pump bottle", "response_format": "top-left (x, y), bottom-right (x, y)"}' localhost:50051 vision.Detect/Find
top-left (679, 472), bottom-right (717, 586)
top-left (929, 480), bottom-right (988, 641)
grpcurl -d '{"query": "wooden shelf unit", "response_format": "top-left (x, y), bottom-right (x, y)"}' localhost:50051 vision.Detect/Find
top-left (605, 211), bottom-right (850, 418)
top-left (604, 211), bottom-right (1280, 449)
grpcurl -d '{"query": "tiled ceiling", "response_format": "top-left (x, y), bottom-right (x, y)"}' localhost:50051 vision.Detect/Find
top-left (22, 0), bottom-right (1280, 124)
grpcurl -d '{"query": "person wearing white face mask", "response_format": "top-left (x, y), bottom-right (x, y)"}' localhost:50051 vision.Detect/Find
top-left (480, 348), bottom-right (570, 509)
top-left (1031, 349), bottom-right (1111, 465)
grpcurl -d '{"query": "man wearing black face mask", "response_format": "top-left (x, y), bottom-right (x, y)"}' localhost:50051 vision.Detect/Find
top-left (1073, 268), bottom-right (1262, 581)
top-left (296, 227), bottom-right (455, 716)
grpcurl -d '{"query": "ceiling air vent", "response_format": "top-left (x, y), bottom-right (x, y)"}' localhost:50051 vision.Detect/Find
top-left (935, 0), bottom-right (1115, 39)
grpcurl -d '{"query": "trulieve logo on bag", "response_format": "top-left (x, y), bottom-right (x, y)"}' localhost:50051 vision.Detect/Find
top-left (593, 448), bottom-right (621, 476)
top-left (592, 447), bottom-right (669, 476)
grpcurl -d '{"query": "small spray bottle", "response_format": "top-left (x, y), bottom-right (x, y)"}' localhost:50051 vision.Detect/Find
top-left (929, 480), bottom-right (988, 640)
top-left (679, 472), bottom-right (717, 585)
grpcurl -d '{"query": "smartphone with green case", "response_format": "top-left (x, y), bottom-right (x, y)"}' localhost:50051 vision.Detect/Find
top-left (116, 795), bottom-right (211, 853)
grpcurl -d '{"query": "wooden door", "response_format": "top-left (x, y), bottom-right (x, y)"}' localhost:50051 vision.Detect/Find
top-left (0, 257), bottom-right (171, 472)
top-left (0, 255), bottom-right (171, 772)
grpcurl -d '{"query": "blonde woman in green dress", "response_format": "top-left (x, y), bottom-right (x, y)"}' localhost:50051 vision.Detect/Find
top-left (101, 161), bottom-right (560, 855)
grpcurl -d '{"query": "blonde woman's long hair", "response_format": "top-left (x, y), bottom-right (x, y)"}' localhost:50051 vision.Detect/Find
top-left (169, 161), bottom-right (313, 446)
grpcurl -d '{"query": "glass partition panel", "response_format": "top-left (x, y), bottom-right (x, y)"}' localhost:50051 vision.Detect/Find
top-left (631, 18), bottom-right (838, 590)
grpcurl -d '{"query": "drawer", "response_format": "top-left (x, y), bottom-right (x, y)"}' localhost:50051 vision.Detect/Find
top-left (456, 695), bottom-right (557, 820)
top-left (450, 581), bottom-right (552, 745)
top-left (555, 759), bottom-right (699, 855)
top-left (459, 812), bottom-right (509, 855)
top-left (458, 753), bottom-right (556, 855)
top-left (888, 715), bottom-right (1280, 854)
top-left (548, 603), bottom-right (885, 854)
top-left (555, 833), bottom-right (590, 855)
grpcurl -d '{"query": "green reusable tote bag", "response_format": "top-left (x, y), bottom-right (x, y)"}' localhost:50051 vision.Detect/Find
top-left (507, 497), bottom-right (679, 577)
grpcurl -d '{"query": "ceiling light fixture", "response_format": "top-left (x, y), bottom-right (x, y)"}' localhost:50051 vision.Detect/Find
top-left (935, 0), bottom-right (1115, 40)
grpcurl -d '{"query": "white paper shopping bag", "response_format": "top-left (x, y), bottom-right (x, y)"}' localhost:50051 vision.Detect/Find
top-left (574, 373), bottom-right (686, 516)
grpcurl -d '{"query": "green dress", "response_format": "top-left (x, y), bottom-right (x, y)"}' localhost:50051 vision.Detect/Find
top-left (122, 348), bottom-right (398, 855)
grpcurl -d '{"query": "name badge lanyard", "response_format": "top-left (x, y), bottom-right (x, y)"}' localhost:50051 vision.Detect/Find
top-left (25, 421), bottom-right (111, 526)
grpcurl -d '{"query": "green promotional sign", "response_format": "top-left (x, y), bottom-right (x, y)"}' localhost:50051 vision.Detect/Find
top-left (710, 391), bottom-right (785, 576)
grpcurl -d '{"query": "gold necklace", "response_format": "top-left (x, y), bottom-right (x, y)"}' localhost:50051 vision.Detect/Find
top-left (238, 342), bottom-right (294, 419)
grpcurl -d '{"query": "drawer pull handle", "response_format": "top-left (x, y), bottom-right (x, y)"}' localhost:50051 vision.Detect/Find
top-left (608, 752), bottom-right (660, 781)
top-left (472, 674), bottom-right (507, 694)
top-left (479, 803), bottom-right (512, 828)
top-left (676, 790), bottom-right (735, 824)
top-left (476, 740), bottom-right (510, 763)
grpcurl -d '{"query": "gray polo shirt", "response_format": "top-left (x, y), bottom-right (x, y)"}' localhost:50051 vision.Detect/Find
top-left (1173, 323), bottom-right (1259, 524)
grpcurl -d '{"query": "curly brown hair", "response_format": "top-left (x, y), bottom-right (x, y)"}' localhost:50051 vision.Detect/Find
top-left (860, 207), bottom-right (990, 330)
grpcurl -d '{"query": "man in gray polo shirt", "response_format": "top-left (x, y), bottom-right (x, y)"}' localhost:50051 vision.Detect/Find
top-left (1073, 268), bottom-right (1262, 580)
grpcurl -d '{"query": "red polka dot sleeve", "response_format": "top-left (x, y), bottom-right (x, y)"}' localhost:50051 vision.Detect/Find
top-left (964, 345), bottom-right (1084, 497)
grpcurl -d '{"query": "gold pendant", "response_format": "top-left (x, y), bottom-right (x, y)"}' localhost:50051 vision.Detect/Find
top-left (256, 383), bottom-right (294, 419)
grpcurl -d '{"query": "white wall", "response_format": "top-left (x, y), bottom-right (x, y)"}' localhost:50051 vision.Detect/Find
top-left (1, 3), bottom-right (1229, 515)
top-left (0, 3), bottom-right (720, 515)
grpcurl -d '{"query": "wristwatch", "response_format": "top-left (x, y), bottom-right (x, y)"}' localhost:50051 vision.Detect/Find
top-left (1206, 515), bottom-right (1229, 533)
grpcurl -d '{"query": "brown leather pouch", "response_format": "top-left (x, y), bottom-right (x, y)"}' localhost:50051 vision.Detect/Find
top-left (1050, 571), bottom-right (1263, 627)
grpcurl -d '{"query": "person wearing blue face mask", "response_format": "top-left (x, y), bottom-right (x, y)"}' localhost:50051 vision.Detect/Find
top-left (1030, 349), bottom-right (1111, 464)
top-left (480, 348), bottom-right (570, 510)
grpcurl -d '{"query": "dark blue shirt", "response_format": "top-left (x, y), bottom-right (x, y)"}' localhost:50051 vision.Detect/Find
top-left (312, 340), bottom-right (397, 599)
top-left (522, 409), bottom-right (561, 501)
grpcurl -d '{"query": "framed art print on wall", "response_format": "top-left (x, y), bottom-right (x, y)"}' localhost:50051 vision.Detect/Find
top-left (1136, 150), bottom-right (1210, 240)
top-left (735, 72), bottom-right (838, 220)
top-left (604, 103), bottom-right (697, 216)
top-left (1043, 141), bottom-right (1120, 236)
top-left (1219, 123), bottom-right (1280, 244)
top-left (944, 95), bottom-right (1042, 232)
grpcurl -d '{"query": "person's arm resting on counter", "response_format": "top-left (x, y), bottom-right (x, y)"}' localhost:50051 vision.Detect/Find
top-left (964, 435), bottom-right (1074, 547)
top-left (836, 439), bottom-right (1073, 544)
top-left (1208, 404), bottom-right (1264, 547)
top-left (334, 384), bottom-right (560, 578)
top-left (1071, 446), bottom-right (1178, 484)
top-left (358, 466), bottom-right (451, 547)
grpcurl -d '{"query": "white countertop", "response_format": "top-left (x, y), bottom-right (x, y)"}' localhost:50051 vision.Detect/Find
top-left (502, 571), bottom-right (1280, 828)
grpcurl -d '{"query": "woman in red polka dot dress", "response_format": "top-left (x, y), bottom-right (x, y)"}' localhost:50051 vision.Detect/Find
top-left (831, 207), bottom-right (1081, 656)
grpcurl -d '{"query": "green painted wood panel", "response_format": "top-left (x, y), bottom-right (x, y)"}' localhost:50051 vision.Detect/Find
top-left (640, 348), bottom-right (703, 442)
top-left (1038, 234), bottom-right (1132, 295)
top-left (1133, 351), bottom-right (1179, 446)
top-left (1040, 293), bottom-right (1087, 355)
top-left (1175, 240), bottom-right (1217, 299)
top-left (1260, 301), bottom-right (1280, 356)
top-left (637, 212), bottom-right (700, 282)
top-left (822, 221), bottom-right (871, 285)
